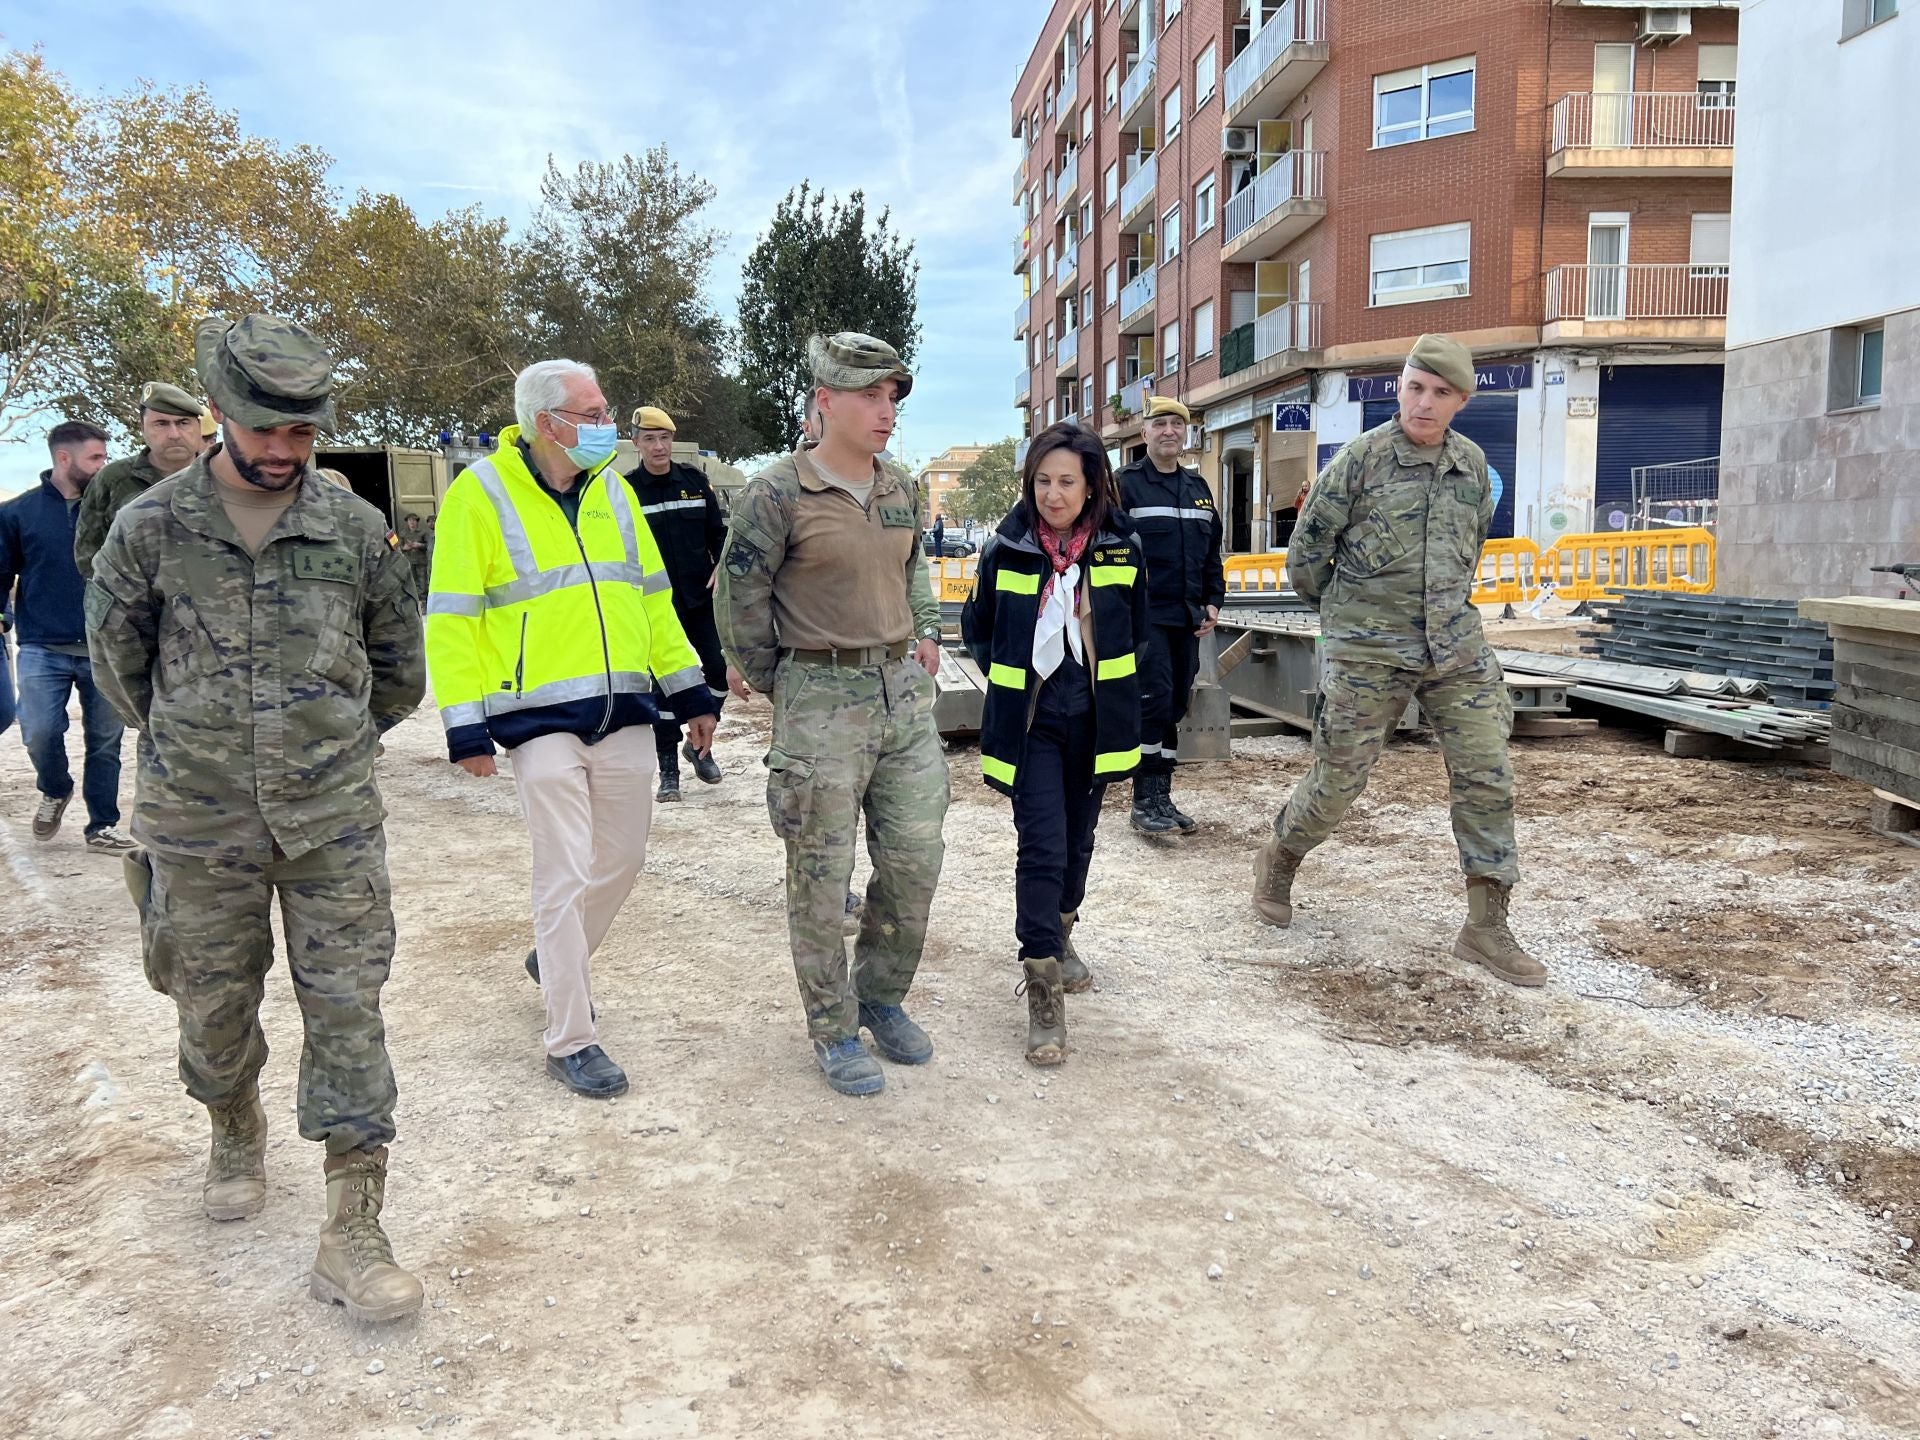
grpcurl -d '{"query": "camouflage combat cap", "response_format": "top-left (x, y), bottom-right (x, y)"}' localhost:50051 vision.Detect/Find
top-left (807, 332), bottom-right (913, 400)
top-left (195, 314), bottom-right (338, 433)
top-left (1406, 334), bottom-right (1476, 395)
top-left (137, 381), bottom-right (204, 419)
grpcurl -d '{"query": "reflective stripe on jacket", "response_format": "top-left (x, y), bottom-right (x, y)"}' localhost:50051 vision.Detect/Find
top-left (425, 426), bottom-right (718, 761)
top-left (960, 507), bottom-right (1148, 797)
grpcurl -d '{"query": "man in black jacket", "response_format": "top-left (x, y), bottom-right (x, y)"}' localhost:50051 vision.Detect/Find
top-left (1116, 395), bottom-right (1225, 836)
top-left (627, 406), bottom-right (728, 799)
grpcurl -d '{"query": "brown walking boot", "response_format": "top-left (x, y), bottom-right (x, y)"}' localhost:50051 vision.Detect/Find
top-left (1059, 911), bottom-right (1092, 993)
top-left (1252, 838), bottom-right (1303, 927)
top-left (309, 1146), bottom-right (424, 1323)
top-left (203, 1089), bottom-right (268, 1222)
top-left (1453, 878), bottom-right (1547, 988)
top-left (1017, 957), bottom-right (1067, 1066)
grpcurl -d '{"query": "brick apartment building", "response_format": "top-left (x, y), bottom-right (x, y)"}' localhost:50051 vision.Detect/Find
top-left (917, 444), bottom-right (990, 525)
top-left (1012, 0), bottom-right (1740, 552)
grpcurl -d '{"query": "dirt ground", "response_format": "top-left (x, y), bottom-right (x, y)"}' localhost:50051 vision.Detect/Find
top-left (4, 663), bottom-right (1919, 1440)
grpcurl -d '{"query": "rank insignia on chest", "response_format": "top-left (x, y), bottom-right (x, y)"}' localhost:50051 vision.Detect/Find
top-left (293, 545), bottom-right (359, 584)
top-left (878, 506), bottom-right (915, 528)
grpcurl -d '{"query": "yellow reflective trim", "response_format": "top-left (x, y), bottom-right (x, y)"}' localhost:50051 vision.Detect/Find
top-left (1093, 747), bottom-right (1140, 775)
top-left (988, 662), bottom-right (1027, 689)
top-left (995, 569), bottom-right (1041, 594)
top-left (981, 754), bottom-right (1017, 785)
top-left (1090, 565), bottom-right (1137, 587)
top-left (1095, 653), bottom-right (1137, 681)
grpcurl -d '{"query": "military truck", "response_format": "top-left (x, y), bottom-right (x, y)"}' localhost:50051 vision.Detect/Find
top-left (315, 444), bottom-right (449, 523)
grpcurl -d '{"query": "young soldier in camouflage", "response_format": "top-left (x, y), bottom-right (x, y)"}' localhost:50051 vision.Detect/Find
top-left (718, 333), bottom-right (947, 1096)
top-left (1253, 334), bottom-right (1543, 987)
top-left (87, 314), bottom-right (430, 1320)
top-left (72, 382), bottom-right (207, 580)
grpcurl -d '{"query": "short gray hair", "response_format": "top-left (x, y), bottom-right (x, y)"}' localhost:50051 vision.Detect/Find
top-left (514, 359), bottom-right (598, 436)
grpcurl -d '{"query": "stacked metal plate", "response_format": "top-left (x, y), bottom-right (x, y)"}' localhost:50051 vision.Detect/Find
top-left (1583, 592), bottom-right (1834, 709)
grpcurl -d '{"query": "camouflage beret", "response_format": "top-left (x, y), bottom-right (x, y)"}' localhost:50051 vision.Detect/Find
top-left (196, 313), bottom-right (338, 433)
top-left (808, 332), bottom-right (913, 400)
top-left (1144, 395), bottom-right (1191, 423)
top-left (1407, 334), bottom-right (1476, 395)
top-left (631, 405), bottom-right (675, 434)
top-left (137, 381), bottom-right (204, 419)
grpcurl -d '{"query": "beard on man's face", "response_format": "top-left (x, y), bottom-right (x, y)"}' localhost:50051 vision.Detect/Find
top-left (224, 427), bottom-right (306, 492)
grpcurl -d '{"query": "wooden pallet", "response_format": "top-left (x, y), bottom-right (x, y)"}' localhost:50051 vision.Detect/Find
top-left (1870, 789), bottom-right (1920, 851)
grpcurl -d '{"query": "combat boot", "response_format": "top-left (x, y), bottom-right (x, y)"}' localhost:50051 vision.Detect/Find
top-left (309, 1146), bottom-right (425, 1323)
top-left (1017, 956), bottom-right (1067, 1066)
top-left (1159, 774), bottom-right (1198, 834)
top-left (655, 749), bottom-right (682, 803)
top-left (1059, 911), bottom-right (1092, 993)
top-left (1453, 878), bottom-right (1547, 988)
top-left (203, 1088), bottom-right (268, 1222)
top-left (1130, 775), bottom-right (1175, 836)
top-left (1252, 837), bottom-right (1303, 928)
top-left (682, 739), bottom-right (723, 785)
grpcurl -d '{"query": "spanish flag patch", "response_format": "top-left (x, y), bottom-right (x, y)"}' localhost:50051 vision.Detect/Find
top-left (385, 531), bottom-right (401, 550)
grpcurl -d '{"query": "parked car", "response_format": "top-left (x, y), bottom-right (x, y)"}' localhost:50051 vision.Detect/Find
top-left (922, 535), bottom-right (976, 558)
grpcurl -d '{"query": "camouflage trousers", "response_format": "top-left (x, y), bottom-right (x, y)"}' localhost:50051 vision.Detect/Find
top-left (133, 827), bottom-right (399, 1154)
top-left (765, 654), bottom-right (949, 1040)
top-left (1274, 653), bottom-right (1520, 885)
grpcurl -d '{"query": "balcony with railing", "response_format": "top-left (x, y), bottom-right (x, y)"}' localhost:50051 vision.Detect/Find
top-left (1116, 374), bottom-right (1153, 421)
top-left (1055, 242), bottom-right (1081, 292)
top-left (1543, 263), bottom-right (1730, 343)
top-left (1013, 155), bottom-right (1027, 206)
top-left (1221, 150), bottom-right (1327, 262)
top-left (1056, 328), bottom-right (1080, 376)
top-left (1223, 0), bottom-right (1328, 124)
top-left (1016, 367), bottom-right (1033, 406)
top-left (1548, 93), bottom-right (1735, 177)
top-left (1119, 43), bottom-right (1156, 127)
top-left (1118, 266), bottom-right (1157, 336)
top-left (1055, 150), bottom-right (1081, 206)
top-left (1119, 152), bottom-right (1157, 232)
top-left (1013, 225), bottom-right (1031, 273)
top-left (1253, 301), bottom-right (1323, 363)
top-left (1014, 294), bottom-right (1030, 340)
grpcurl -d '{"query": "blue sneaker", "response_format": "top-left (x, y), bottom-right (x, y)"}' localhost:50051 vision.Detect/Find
top-left (813, 1036), bottom-right (885, 1096)
top-left (858, 1002), bottom-right (933, 1065)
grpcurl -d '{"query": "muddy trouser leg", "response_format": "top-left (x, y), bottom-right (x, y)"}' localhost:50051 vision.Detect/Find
top-left (1012, 711), bottom-right (1074, 960)
top-left (146, 849), bottom-right (275, 1113)
top-left (852, 657), bottom-right (950, 1007)
top-left (768, 659), bottom-right (881, 1041)
top-left (272, 828), bottom-right (399, 1156)
top-left (1272, 659), bottom-right (1420, 855)
top-left (1416, 653), bottom-right (1521, 886)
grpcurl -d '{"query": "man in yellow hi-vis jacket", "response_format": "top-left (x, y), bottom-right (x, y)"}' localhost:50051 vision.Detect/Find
top-left (427, 359), bottom-right (718, 1098)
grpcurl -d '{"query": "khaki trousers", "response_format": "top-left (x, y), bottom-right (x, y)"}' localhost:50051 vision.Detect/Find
top-left (508, 727), bottom-right (655, 1057)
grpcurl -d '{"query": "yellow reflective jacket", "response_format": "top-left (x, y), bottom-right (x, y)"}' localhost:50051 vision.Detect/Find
top-left (425, 427), bottom-right (717, 760)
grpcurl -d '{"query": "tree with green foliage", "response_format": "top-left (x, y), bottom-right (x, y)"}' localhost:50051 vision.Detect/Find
top-left (736, 183), bottom-right (921, 454)
top-left (951, 439), bottom-right (1021, 527)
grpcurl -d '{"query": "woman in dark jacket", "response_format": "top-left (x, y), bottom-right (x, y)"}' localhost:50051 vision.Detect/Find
top-left (961, 422), bottom-right (1149, 1065)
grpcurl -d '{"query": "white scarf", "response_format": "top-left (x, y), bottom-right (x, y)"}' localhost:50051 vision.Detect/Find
top-left (1032, 564), bottom-right (1084, 678)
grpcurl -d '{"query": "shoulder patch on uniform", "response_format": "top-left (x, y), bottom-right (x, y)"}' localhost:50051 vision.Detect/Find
top-left (724, 537), bottom-right (762, 578)
top-left (385, 530), bottom-right (401, 550)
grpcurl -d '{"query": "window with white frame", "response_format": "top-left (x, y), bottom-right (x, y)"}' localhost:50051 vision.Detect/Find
top-left (1373, 57), bottom-right (1476, 147)
top-left (1105, 62), bottom-right (1119, 111)
top-left (1165, 0), bottom-right (1182, 23)
top-left (1369, 222), bottom-right (1471, 306)
top-left (1194, 173), bottom-right (1217, 235)
top-left (1081, 8), bottom-right (1094, 52)
top-left (1082, 375), bottom-right (1095, 413)
top-left (1104, 261), bottom-right (1119, 307)
top-left (1162, 203), bottom-right (1182, 261)
top-left (1082, 103), bottom-right (1094, 142)
top-left (1696, 45), bottom-right (1737, 108)
top-left (1843, 0), bottom-right (1899, 39)
top-left (1858, 325), bottom-right (1885, 403)
top-left (1161, 320), bottom-right (1181, 375)
top-left (1163, 84), bottom-right (1182, 140)
top-left (1082, 284), bottom-right (1093, 321)
top-left (1195, 41), bottom-right (1217, 106)
top-left (1105, 162), bottom-right (1119, 208)
top-left (1193, 299), bottom-right (1215, 358)
top-left (1047, 397), bottom-right (1057, 424)
top-left (1046, 322), bottom-right (1056, 358)
top-left (1105, 358), bottom-right (1118, 398)
top-left (1829, 322), bottom-right (1886, 408)
top-left (1689, 213), bottom-right (1730, 278)
top-left (1081, 199), bottom-right (1093, 234)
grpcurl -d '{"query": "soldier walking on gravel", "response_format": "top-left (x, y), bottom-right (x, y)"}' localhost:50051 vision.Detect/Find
top-left (1251, 334), bottom-right (1543, 987)
top-left (87, 314), bottom-right (430, 1321)
top-left (718, 332), bottom-right (947, 1097)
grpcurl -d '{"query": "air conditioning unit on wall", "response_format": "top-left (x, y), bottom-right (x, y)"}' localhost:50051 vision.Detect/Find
top-left (1222, 126), bottom-right (1257, 156)
top-left (1184, 423), bottom-right (1205, 451)
top-left (1638, 6), bottom-right (1691, 43)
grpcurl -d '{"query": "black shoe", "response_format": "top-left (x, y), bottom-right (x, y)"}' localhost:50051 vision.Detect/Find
top-left (656, 766), bottom-right (682, 802)
top-left (525, 949), bottom-right (594, 1020)
top-left (858, 1002), bottom-right (933, 1065)
top-left (1130, 775), bottom-right (1175, 835)
top-left (1160, 775), bottom-right (1197, 833)
top-left (546, 1044), bottom-right (628, 1098)
top-left (682, 740), bottom-right (723, 785)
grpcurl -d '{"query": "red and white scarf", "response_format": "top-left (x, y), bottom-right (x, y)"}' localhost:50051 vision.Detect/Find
top-left (1032, 519), bottom-right (1092, 679)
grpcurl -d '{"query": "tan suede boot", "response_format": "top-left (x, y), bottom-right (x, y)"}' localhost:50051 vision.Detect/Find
top-left (203, 1090), bottom-right (268, 1222)
top-left (309, 1147), bottom-right (424, 1323)
top-left (1252, 838), bottom-right (1303, 927)
top-left (1059, 912), bottom-right (1092, 993)
top-left (1453, 879), bottom-right (1547, 988)
top-left (1017, 957), bottom-right (1067, 1066)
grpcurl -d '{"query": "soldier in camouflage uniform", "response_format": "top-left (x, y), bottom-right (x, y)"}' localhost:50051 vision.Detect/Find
top-left (72, 382), bottom-right (207, 579)
top-left (1252, 334), bottom-right (1544, 987)
top-left (87, 314), bottom-right (430, 1321)
top-left (718, 332), bottom-right (948, 1096)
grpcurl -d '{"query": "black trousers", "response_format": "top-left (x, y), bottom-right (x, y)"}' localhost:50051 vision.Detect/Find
top-left (654, 599), bottom-right (727, 756)
top-left (1011, 708), bottom-right (1104, 960)
top-left (1137, 622), bottom-right (1199, 774)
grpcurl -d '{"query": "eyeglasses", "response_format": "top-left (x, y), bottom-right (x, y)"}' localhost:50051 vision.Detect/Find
top-left (549, 406), bottom-right (617, 425)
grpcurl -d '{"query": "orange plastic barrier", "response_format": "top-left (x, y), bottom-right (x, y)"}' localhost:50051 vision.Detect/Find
top-left (1534, 527), bottom-right (1716, 602)
top-left (1223, 552), bottom-right (1289, 591)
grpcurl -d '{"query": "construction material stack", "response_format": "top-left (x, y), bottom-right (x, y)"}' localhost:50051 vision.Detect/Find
top-left (1797, 596), bottom-right (1920, 812)
top-left (1584, 592), bottom-right (1834, 709)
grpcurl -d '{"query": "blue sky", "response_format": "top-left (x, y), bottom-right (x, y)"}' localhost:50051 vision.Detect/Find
top-left (1, 0), bottom-right (1031, 493)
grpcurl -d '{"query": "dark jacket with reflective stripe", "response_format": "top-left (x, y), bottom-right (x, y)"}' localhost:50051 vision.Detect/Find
top-left (960, 505), bottom-right (1148, 798)
top-left (1117, 458), bottom-right (1226, 627)
top-left (624, 462), bottom-right (725, 612)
